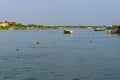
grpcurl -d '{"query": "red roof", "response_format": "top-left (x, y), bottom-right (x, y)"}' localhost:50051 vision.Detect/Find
top-left (7, 22), bottom-right (16, 25)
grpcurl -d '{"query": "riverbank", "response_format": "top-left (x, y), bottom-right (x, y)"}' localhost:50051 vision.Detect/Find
top-left (0, 24), bottom-right (107, 30)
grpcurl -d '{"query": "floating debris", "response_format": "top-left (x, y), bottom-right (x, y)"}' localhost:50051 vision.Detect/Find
top-left (8, 45), bottom-right (12, 49)
top-left (36, 41), bottom-right (40, 45)
top-left (16, 48), bottom-right (20, 51)
top-left (89, 40), bottom-right (93, 43)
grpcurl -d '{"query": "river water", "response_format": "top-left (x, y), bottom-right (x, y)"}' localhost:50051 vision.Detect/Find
top-left (0, 30), bottom-right (120, 80)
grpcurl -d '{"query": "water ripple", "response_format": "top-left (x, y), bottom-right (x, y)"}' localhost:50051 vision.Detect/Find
top-left (72, 76), bottom-right (90, 80)
top-left (23, 78), bottom-right (37, 80)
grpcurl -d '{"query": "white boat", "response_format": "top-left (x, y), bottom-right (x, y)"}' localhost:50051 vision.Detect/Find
top-left (63, 30), bottom-right (73, 34)
top-left (95, 27), bottom-right (105, 31)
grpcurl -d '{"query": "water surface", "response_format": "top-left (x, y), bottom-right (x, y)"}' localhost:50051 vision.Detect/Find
top-left (0, 30), bottom-right (120, 80)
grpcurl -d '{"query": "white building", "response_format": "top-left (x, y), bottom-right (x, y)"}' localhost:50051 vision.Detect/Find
top-left (0, 23), bottom-right (8, 26)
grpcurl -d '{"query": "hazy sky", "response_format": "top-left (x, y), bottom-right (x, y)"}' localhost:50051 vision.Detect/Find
top-left (0, 0), bottom-right (120, 26)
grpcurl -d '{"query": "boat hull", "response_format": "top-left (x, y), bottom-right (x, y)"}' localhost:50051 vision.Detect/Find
top-left (94, 27), bottom-right (105, 31)
top-left (64, 30), bottom-right (73, 34)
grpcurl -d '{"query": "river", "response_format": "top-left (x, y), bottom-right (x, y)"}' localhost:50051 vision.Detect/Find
top-left (0, 30), bottom-right (120, 80)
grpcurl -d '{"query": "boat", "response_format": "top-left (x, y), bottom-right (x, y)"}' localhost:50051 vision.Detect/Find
top-left (116, 26), bottom-right (120, 34)
top-left (107, 30), bottom-right (116, 34)
top-left (107, 26), bottom-right (120, 34)
top-left (94, 27), bottom-right (105, 31)
top-left (63, 30), bottom-right (73, 34)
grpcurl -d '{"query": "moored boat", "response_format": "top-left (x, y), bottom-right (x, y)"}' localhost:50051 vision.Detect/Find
top-left (107, 26), bottom-right (120, 34)
top-left (116, 26), bottom-right (120, 34)
top-left (95, 27), bottom-right (105, 31)
top-left (64, 30), bottom-right (73, 34)
top-left (107, 30), bottom-right (116, 34)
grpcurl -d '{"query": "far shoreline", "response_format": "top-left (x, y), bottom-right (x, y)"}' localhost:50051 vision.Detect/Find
top-left (0, 25), bottom-right (108, 30)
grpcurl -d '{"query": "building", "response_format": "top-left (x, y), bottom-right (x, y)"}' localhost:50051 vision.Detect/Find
top-left (5, 21), bottom-right (16, 25)
top-left (0, 21), bottom-right (16, 27)
top-left (0, 22), bottom-right (8, 26)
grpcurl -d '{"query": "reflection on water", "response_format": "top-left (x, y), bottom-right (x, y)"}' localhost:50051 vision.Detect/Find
top-left (0, 30), bottom-right (120, 80)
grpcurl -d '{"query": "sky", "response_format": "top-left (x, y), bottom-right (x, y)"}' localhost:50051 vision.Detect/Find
top-left (0, 0), bottom-right (120, 26)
